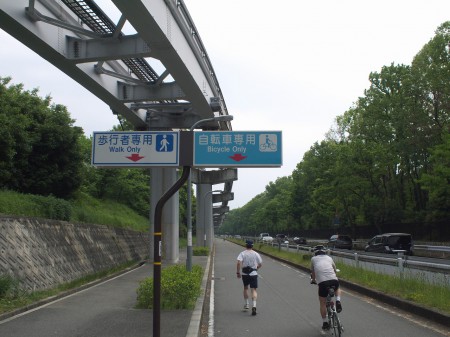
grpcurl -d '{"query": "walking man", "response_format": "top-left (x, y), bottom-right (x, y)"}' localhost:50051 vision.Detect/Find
top-left (236, 240), bottom-right (262, 315)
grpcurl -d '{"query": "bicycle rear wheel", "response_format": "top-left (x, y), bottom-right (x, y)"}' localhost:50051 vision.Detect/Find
top-left (331, 312), bottom-right (343, 337)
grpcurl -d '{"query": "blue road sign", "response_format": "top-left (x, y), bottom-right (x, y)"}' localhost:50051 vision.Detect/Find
top-left (92, 131), bottom-right (179, 167)
top-left (194, 131), bottom-right (282, 167)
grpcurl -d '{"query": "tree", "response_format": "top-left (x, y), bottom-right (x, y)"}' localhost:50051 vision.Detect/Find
top-left (0, 77), bottom-right (84, 198)
top-left (419, 132), bottom-right (450, 221)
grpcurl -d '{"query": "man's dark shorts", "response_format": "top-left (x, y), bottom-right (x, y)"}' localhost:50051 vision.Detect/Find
top-left (318, 279), bottom-right (339, 297)
top-left (242, 275), bottom-right (258, 289)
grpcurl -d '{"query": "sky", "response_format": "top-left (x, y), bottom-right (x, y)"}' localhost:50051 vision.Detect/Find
top-left (0, 0), bottom-right (449, 209)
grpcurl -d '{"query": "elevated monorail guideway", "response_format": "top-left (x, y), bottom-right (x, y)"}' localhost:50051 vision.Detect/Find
top-left (0, 0), bottom-right (231, 130)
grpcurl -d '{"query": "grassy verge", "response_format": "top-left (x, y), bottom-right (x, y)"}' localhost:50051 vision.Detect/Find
top-left (0, 190), bottom-right (149, 232)
top-left (336, 263), bottom-right (449, 313)
top-left (231, 239), bottom-right (450, 315)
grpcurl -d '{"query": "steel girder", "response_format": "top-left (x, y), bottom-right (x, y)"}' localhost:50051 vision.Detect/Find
top-left (0, 0), bottom-right (231, 130)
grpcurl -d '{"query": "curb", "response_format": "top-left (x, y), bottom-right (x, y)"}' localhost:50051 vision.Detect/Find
top-left (186, 252), bottom-right (212, 337)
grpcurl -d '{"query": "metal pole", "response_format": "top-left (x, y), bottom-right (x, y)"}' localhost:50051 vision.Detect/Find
top-left (153, 166), bottom-right (190, 337)
top-left (186, 172), bottom-right (193, 271)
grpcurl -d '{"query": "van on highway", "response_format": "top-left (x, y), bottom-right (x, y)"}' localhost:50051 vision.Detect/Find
top-left (365, 233), bottom-right (413, 255)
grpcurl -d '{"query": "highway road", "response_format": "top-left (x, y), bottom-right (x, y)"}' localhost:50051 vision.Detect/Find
top-left (211, 239), bottom-right (449, 337)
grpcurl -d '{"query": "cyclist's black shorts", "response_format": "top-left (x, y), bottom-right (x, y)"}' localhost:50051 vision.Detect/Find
top-left (242, 275), bottom-right (258, 288)
top-left (318, 279), bottom-right (339, 298)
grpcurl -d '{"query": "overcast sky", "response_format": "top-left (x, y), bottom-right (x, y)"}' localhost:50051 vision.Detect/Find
top-left (1, 0), bottom-right (449, 208)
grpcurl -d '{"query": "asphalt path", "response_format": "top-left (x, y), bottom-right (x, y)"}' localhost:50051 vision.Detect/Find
top-left (212, 239), bottom-right (449, 337)
top-left (1, 242), bottom-right (447, 337)
top-left (0, 262), bottom-right (195, 337)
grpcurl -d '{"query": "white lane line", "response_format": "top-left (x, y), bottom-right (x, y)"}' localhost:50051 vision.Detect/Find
top-left (208, 252), bottom-right (215, 337)
top-left (0, 265), bottom-right (144, 325)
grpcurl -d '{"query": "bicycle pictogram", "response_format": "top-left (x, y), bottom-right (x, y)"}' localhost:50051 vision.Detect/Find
top-left (259, 134), bottom-right (277, 152)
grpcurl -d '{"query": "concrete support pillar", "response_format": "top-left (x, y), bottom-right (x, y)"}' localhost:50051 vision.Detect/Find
top-left (205, 186), bottom-right (215, 248)
top-left (196, 184), bottom-right (214, 248)
top-left (150, 167), bottom-right (179, 264)
top-left (191, 168), bottom-right (237, 242)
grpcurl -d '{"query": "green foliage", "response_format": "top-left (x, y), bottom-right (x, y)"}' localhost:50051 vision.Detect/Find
top-left (0, 189), bottom-right (148, 231)
top-left (136, 264), bottom-right (203, 309)
top-left (419, 132), bottom-right (450, 221)
top-left (221, 21), bottom-right (450, 238)
top-left (0, 77), bottom-right (84, 198)
top-left (0, 274), bottom-right (19, 298)
top-left (219, 176), bottom-right (296, 236)
top-left (77, 133), bottom-right (151, 218)
top-left (0, 190), bottom-right (71, 221)
top-left (193, 246), bottom-right (209, 256)
top-left (82, 167), bottom-right (151, 218)
top-left (32, 195), bottom-right (72, 221)
top-left (70, 192), bottom-right (149, 231)
top-left (0, 76), bottom-right (193, 233)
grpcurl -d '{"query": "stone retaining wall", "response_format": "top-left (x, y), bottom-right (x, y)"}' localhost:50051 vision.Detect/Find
top-left (0, 216), bottom-right (150, 291)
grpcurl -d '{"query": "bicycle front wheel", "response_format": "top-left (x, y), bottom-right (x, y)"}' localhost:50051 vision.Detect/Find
top-left (331, 312), bottom-right (343, 337)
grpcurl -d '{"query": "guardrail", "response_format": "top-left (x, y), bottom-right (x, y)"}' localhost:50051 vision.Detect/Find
top-left (230, 236), bottom-right (450, 286)
top-left (329, 249), bottom-right (450, 272)
top-left (415, 245), bottom-right (450, 252)
top-left (250, 239), bottom-right (450, 274)
top-left (245, 236), bottom-right (450, 256)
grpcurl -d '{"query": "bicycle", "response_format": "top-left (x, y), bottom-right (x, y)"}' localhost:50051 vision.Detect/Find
top-left (325, 286), bottom-right (344, 337)
top-left (311, 277), bottom-right (344, 336)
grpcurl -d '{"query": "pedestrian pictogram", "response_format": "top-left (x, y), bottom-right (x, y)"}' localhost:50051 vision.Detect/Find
top-left (157, 134), bottom-right (173, 152)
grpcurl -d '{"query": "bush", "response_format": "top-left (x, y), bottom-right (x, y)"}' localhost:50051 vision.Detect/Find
top-left (136, 264), bottom-right (203, 309)
top-left (33, 195), bottom-right (72, 221)
top-left (0, 274), bottom-right (19, 298)
top-left (193, 246), bottom-right (209, 256)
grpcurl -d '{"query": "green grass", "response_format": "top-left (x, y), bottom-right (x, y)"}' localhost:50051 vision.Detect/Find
top-left (336, 264), bottom-right (450, 313)
top-left (230, 239), bottom-right (450, 315)
top-left (0, 190), bottom-right (149, 232)
top-left (70, 192), bottom-right (149, 231)
top-left (0, 190), bottom-right (54, 218)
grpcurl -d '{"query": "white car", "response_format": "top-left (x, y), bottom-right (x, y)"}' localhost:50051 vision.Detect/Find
top-left (262, 235), bottom-right (273, 243)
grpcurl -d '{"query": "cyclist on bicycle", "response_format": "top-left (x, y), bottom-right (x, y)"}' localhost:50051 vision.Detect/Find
top-left (310, 245), bottom-right (342, 330)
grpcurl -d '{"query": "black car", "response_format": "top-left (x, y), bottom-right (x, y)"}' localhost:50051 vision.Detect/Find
top-left (328, 235), bottom-right (353, 250)
top-left (293, 237), bottom-right (307, 245)
top-left (275, 234), bottom-right (288, 242)
top-left (365, 233), bottom-right (413, 255)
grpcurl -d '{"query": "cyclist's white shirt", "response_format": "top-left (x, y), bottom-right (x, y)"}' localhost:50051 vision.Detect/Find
top-left (311, 255), bottom-right (337, 284)
top-left (237, 249), bottom-right (262, 276)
